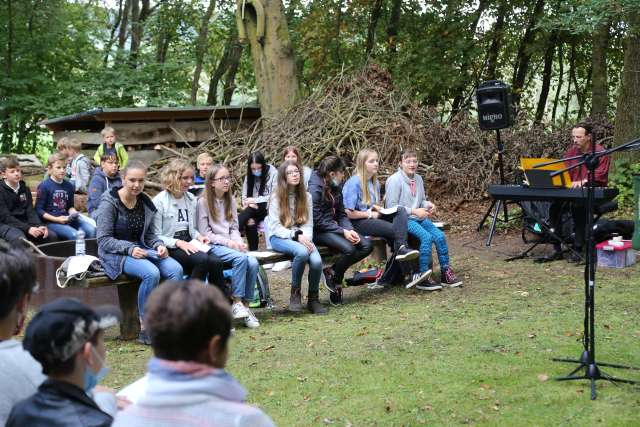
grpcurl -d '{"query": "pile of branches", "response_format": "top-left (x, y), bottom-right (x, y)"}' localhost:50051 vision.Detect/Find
top-left (147, 64), bottom-right (614, 203)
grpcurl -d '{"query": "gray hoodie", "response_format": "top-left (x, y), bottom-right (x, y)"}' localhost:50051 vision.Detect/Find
top-left (384, 169), bottom-right (430, 220)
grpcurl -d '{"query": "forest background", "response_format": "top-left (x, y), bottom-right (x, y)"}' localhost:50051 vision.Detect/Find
top-left (1, 0), bottom-right (639, 169)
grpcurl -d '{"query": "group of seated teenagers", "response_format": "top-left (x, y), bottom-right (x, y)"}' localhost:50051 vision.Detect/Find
top-left (0, 132), bottom-right (462, 340)
top-left (0, 243), bottom-right (275, 427)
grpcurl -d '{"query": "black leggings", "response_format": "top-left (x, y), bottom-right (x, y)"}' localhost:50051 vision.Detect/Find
top-left (351, 208), bottom-right (409, 252)
top-left (168, 247), bottom-right (225, 288)
top-left (238, 203), bottom-right (268, 251)
top-left (313, 231), bottom-right (373, 283)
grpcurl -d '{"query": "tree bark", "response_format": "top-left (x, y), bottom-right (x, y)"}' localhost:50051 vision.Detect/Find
top-left (551, 42), bottom-right (564, 122)
top-left (191, 0), bottom-right (216, 105)
top-left (386, 0), bottom-right (401, 56)
top-left (511, 0), bottom-right (545, 107)
top-left (333, 0), bottom-right (343, 64)
top-left (534, 30), bottom-right (559, 123)
top-left (563, 42), bottom-right (575, 126)
top-left (613, 10), bottom-right (640, 162)
top-left (591, 19), bottom-right (610, 117)
top-left (237, 0), bottom-right (299, 118)
top-left (129, 0), bottom-right (152, 68)
top-left (484, 1), bottom-right (507, 80)
top-left (364, 0), bottom-right (384, 59)
top-left (222, 43), bottom-right (244, 105)
top-left (117, 0), bottom-right (131, 51)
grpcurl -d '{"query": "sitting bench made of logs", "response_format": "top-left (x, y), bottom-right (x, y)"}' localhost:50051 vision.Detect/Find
top-left (34, 224), bottom-right (447, 340)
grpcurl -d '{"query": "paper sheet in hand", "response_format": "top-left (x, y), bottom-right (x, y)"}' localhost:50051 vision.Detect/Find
top-left (189, 239), bottom-right (212, 253)
top-left (377, 206), bottom-right (397, 215)
top-left (116, 375), bottom-right (148, 404)
top-left (248, 251), bottom-right (279, 259)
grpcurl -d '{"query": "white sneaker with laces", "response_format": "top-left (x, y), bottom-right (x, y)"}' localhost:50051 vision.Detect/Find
top-left (231, 302), bottom-right (250, 319)
top-left (244, 310), bottom-right (260, 328)
top-left (272, 260), bottom-right (292, 272)
top-left (405, 270), bottom-right (432, 289)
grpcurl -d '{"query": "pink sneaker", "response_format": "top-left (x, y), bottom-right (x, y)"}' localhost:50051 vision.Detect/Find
top-left (441, 267), bottom-right (463, 288)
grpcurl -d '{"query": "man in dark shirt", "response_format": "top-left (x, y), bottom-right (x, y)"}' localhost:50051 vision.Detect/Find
top-left (547, 123), bottom-right (610, 262)
top-left (0, 156), bottom-right (58, 245)
top-left (6, 299), bottom-right (121, 427)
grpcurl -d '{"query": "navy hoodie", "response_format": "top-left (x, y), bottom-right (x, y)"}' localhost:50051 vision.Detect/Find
top-left (87, 168), bottom-right (122, 215)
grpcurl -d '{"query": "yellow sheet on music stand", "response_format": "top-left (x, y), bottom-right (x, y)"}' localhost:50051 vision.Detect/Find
top-left (520, 157), bottom-right (573, 188)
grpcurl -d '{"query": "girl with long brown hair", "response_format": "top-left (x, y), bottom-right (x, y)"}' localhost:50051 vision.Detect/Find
top-left (196, 164), bottom-right (261, 328)
top-left (308, 156), bottom-right (373, 303)
top-left (267, 161), bottom-right (327, 314)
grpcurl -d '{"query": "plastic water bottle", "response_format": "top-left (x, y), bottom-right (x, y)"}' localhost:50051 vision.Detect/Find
top-left (75, 230), bottom-right (86, 256)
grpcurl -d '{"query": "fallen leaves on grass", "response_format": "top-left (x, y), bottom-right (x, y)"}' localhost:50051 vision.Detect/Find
top-left (262, 345), bottom-right (275, 352)
top-left (538, 373), bottom-right (550, 382)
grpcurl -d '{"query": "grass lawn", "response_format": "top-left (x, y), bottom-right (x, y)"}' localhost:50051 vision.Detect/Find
top-left (102, 232), bottom-right (640, 426)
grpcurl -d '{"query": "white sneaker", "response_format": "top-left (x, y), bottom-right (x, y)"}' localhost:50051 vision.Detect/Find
top-left (367, 282), bottom-right (385, 290)
top-left (405, 270), bottom-right (432, 289)
top-left (231, 302), bottom-right (249, 319)
top-left (272, 260), bottom-right (292, 272)
top-left (244, 310), bottom-right (260, 328)
top-left (262, 263), bottom-right (274, 270)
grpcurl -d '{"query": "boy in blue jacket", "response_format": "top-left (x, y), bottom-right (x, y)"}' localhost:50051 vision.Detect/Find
top-left (36, 152), bottom-right (96, 241)
top-left (87, 155), bottom-right (122, 218)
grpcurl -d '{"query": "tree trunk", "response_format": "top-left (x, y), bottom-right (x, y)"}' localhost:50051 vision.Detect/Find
top-left (333, 0), bottom-right (343, 64)
top-left (103, 0), bottom-right (124, 65)
top-left (1, 0), bottom-right (14, 152)
top-left (591, 19), bottom-right (610, 117)
top-left (191, 0), bottom-right (216, 105)
top-left (511, 0), bottom-right (545, 107)
top-left (222, 43), bottom-right (244, 105)
top-left (484, 1), bottom-right (507, 80)
top-left (613, 10), bottom-right (640, 162)
top-left (386, 0), bottom-right (401, 56)
top-left (534, 30), bottom-right (558, 123)
top-left (563, 42), bottom-right (575, 126)
top-left (117, 0), bottom-right (131, 51)
top-left (551, 42), bottom-right (564, 122)
top-left (237, 0), bottom-right (299, 118)
top-left (364, 0), bottom-right (384, 59)
top-left (129, 0), bottom-right (151, 68)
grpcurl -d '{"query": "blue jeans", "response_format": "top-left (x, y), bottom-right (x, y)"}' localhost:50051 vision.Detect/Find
top-left (209, 245), bottom-right (258, 301)
top-left (270, 236), bottom-right (322, 293)
top-left (408, 218), bottom-right (450, 273)
top-left (47, 216), bottom-right (96, 240)
top-left (123, 256), bottom-right (184, 319)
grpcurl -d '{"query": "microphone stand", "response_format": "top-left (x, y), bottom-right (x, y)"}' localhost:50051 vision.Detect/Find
top-left (538, 137), bottom-right (640, 400)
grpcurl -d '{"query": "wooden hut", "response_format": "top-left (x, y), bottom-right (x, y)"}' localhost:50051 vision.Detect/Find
top-left (38, 105), bottom-right (261, 163)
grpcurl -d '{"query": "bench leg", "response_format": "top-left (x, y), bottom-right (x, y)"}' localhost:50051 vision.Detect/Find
top-left (117, 282), bottom-right (140, 340)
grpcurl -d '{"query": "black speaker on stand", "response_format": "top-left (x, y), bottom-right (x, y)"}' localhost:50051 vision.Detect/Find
top-left (475, 80), bottom-right (516, 245)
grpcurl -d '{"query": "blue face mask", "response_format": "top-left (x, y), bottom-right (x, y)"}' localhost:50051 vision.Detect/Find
top-left (252, 169), bottom-right (262, 177)
top-left (331, 178), bottom-right (340, 187)
top-left (83, 347), bottom-right (110, 392)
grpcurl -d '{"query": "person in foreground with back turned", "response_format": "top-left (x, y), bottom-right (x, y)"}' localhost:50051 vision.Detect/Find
top-left (6, 298), bottom-right (122, 427)
top-left (113, 280), bottom-right (275, 427)
top-left (0, 243), bottom-right (44, 425)
top-left (96, 160), bottom-right (183, 345)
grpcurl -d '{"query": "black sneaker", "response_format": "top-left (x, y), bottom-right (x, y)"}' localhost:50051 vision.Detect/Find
top-left (405, 270), bottom-right (432, 289)
top-left (329, 286), bottom-right (343, 306)
top-left (395, 245), bottom-right (420, 262)
top-left (567, 250), bottom-right (584, 264)
top-left (137, 330), bottom-right (152, 346)
top-left (323, 267), bottom-right (337, 293)
top-left (416, 276), bottom-right (443, 291)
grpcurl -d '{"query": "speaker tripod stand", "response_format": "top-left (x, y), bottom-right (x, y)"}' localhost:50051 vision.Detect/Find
top-left (477, 129), bottom-right (518, 245)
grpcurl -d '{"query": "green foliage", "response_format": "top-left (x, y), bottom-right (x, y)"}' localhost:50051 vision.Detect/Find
top-left (609, 159), bottom-right (640, 209)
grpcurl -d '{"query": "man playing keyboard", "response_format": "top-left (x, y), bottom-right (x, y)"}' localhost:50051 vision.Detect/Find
top-left (546, 122), bottom-right (610, 263)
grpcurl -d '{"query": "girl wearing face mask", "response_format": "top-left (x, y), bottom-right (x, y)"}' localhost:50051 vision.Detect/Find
top-left (268, 161), bottom-right (327, 314)
top-left (238, 152), bottom-right (277, 251)
top-left (308, 156), bottom-right (373, 303)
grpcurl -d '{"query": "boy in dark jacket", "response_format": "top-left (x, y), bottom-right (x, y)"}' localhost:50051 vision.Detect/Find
top-left (0, 156), bottom-right (57, 245)
top-left (6, 298), bottom-right (121, 427)
top-left (87, 154), bottom-right (122, 217)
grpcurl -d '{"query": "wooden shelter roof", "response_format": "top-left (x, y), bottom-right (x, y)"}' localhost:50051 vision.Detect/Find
top-left (38, 106), bottom-right (261, 132)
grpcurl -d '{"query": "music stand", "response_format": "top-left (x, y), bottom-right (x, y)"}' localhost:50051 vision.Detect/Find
top-left (538, 137), bottom-right (640, 400)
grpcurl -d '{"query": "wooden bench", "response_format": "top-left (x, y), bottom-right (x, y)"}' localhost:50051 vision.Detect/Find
top-left (35, 229), bottom-right (447, 340)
